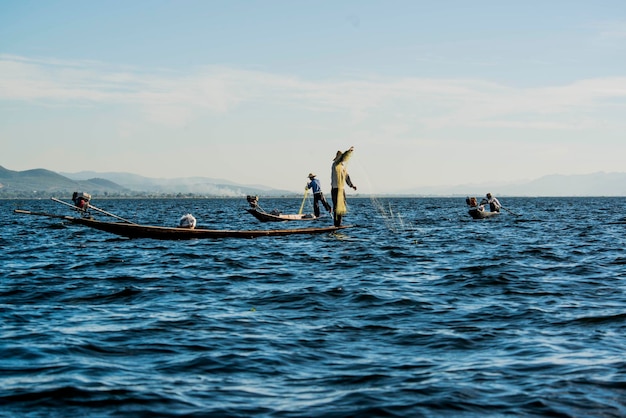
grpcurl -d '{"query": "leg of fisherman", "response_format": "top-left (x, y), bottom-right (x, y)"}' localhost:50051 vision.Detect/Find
top-left (331, 188), bottom-right (342, 227)
top-left (320, 192), bottom-right (331, 212)
top-left (313, 194), bottom-right (321, 217)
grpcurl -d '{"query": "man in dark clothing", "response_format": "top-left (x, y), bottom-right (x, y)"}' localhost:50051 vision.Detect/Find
top-left (305, 173), bottom-right (331, 218)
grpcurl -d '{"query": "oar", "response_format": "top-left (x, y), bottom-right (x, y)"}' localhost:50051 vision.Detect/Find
top-left (14, 209), bottom-right (72, 220)
top-left (298, 189), bottom-right (309, 215)
top-left (51, 197), bottom-right (86, 212)
top-left (88, 204), bottom-right (138, 224)
top-left (51, 197), bottom-right (137, 224)
top-left (501, 206), bottom-right (521, 217)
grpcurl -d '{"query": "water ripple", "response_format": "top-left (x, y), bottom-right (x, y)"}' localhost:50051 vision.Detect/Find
top-left (2, 197), bottom-right (626, 416)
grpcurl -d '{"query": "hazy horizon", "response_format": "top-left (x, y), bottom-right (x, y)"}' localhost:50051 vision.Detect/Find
top-left (4, 164), bottom-right (626, 197)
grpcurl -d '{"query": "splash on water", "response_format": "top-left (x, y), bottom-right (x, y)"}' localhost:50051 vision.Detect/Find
top-left (370, 196), bottom-right (407, 232)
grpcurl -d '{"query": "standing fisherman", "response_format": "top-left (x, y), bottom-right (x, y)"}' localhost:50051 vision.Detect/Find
top-left (331, 146), bottom-right (357, 227)
top-left (306, 173), bottom-right (331, 218)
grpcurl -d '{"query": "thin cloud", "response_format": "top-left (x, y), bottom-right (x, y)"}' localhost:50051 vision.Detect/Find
top-left (1, 54), bottom-right (625, 131)
top-left (592, 20), bottom-right (626, 40)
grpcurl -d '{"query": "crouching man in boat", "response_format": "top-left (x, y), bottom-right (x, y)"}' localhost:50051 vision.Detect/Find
top-left (480, 193), bottom-right (501, 212)
top-left (72, 192), bottom-right (91, 211)
top-left (466, 196), bottom-right (485, 212)
top-left (306, 173), bottom-right (331, 218)
top-left (178, 213), bottom-right (197, 229)
top-left (331, 146), bottom-right (357, 227)
top-left (246, 195), bottom-right (259, 208)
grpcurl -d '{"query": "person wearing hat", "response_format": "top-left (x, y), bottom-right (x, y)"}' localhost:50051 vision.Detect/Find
top-left (480, 192), bottom-right (501, 212)
top-left (331, 146), bottom-right (357, 227)
top-left (305, 173), bottom-right (331, 218)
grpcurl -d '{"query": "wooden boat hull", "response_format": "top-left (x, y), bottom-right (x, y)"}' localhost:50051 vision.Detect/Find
top-left (246, 208), bottom-right (319, 223)
top-left (14, 209), bottom-right (350, 240)
top-left (468, 208), bottom-right (500, 219)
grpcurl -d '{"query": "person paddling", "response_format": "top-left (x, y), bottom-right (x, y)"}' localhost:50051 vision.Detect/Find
top-left (480, 193), bottom-right (501, 212)
top-left (305, 173), bottom-right (331, 218)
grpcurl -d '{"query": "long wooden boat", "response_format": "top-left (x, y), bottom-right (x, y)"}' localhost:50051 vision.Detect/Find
top-left (14, 209), bottom-right (350, 240)
top-left (245, 207), bottom-right (320, 223)
top-left (468, 208), bottom-right (500, 219)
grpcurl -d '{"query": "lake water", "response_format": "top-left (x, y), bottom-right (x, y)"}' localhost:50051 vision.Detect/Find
top-left (1, 196), bottom-right (626, 417)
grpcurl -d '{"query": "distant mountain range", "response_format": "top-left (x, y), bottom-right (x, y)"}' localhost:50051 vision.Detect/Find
top-left (59, 170), bottom-right (293, 197)
top-left (0, 166), bottom-right (130, 198)
top-left (399, 172), bottom-right (626, 197)
top-left (1, 165), bottom-right (625, 197)
top-left (0, 166), bottom-right (293, 198)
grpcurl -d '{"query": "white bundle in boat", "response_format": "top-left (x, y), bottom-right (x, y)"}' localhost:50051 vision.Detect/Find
top-left (178, 213), bottom-right (197, 229)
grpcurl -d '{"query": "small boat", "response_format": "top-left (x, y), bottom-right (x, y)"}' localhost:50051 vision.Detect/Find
top-left (468, 207), bottom-right (500, 219)
top-left (466, 196), bottom-right (500, 219)
top-left (14, 209), bottom-right (350, 240)
top-left (245, 195), bottom-right (320, 223)
top-left (246, 207), bottom-right (319, 223)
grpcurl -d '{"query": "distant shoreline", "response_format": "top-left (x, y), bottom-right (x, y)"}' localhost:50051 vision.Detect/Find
top-left (3, 195), bottom-right (626, 200)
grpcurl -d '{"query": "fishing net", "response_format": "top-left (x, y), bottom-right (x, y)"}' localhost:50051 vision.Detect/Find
top-left (333, 148), bottom-right (354, 216)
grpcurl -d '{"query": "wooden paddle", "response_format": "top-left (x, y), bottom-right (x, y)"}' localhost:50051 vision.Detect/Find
top-left (298, 189), bottom-right (309, 215)
top-left (51, 197), bottom-right (137, 224)
top-left (501, 206), bottom-right (521, 216)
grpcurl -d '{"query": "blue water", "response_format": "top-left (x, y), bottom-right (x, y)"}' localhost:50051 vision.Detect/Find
top-left (1, 197), bottom-right (626, 417)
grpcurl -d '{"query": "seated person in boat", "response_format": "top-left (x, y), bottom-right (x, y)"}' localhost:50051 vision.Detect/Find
top-left (466, 196), bottom-right (484, 212)
top-left (246, 195), bottom-right (259, 208)
top-left (179, 213), bottom-right (197, 229)
top-left (72, 192), bottom-right (91, 211)
top-left (480, 193), bottom-right (501, 212)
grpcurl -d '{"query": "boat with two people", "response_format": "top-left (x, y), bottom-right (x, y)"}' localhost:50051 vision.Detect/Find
top-left (466, 194), bottom-right (520, 219)
top-left (466, 196), bottom-right (500, 219)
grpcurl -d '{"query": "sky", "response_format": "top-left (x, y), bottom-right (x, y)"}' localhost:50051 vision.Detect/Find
top-left (1, 1), bottom-right (626, 194)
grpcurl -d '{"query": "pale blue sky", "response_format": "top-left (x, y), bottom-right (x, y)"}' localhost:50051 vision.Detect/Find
top-left (1, 1), bottom-right (625, 193)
